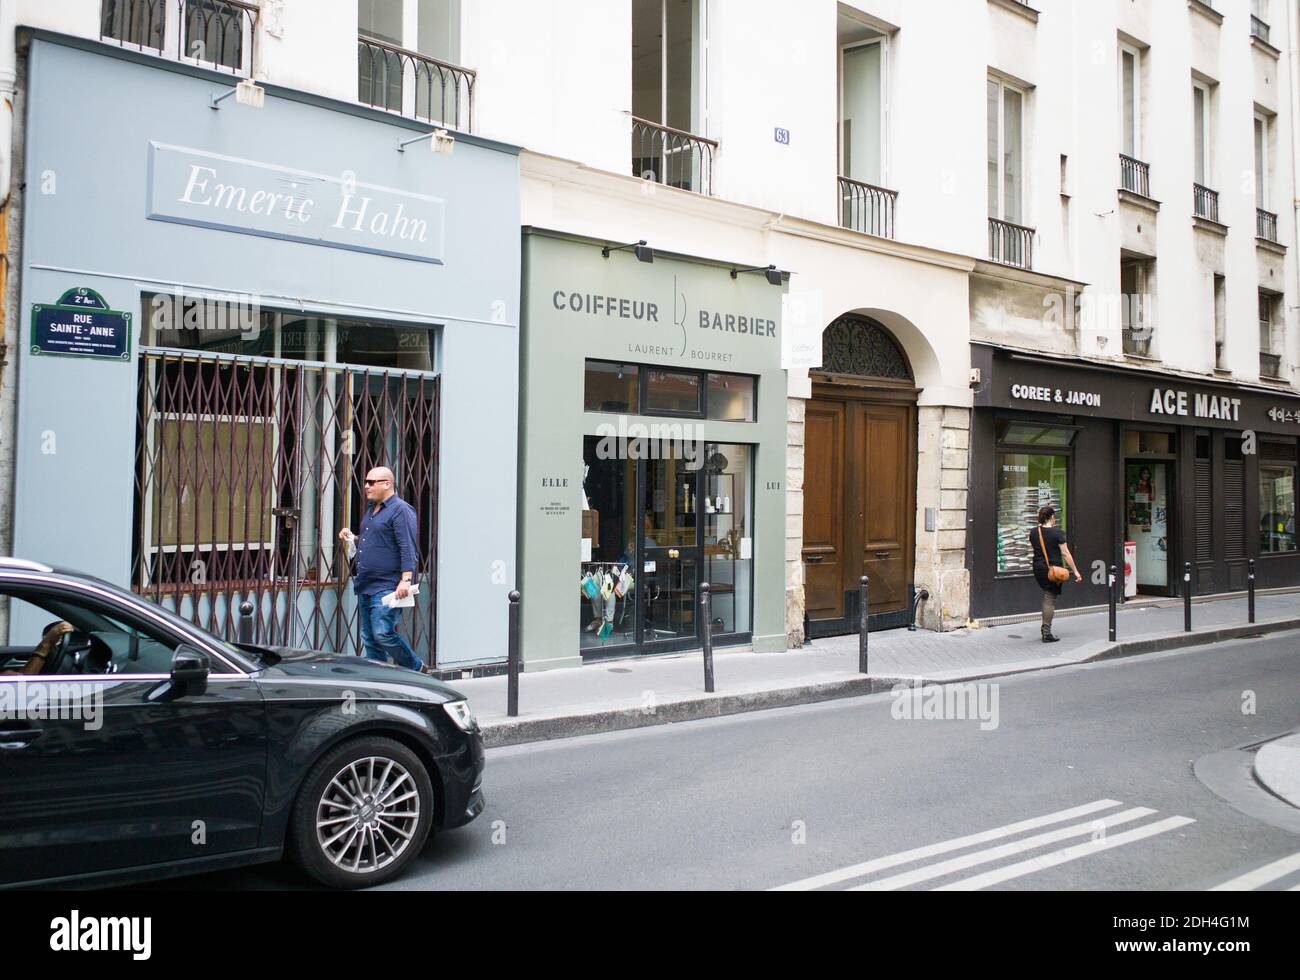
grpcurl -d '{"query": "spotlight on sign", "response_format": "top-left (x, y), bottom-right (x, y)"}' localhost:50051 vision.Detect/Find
top-left (601, 240), bottom-right (654, 264)
top-left (211, 78), bottom-right (266, 110)
top-left (397, 128), bottom-right (456, 154)
top-left (730, 264), bottom-right (784, 286)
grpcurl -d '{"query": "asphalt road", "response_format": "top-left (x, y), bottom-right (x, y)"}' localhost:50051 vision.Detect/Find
top-left (152, 632), bottom-right (1300, 891)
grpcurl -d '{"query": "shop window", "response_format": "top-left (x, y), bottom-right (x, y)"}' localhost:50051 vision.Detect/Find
top-left (584, 362), bottom-right (640, 413)
top-left (702, 445), bottom-right (753, 635)
top-left (996, 453), bottom-right (1068, 574)
top-left (1260, 465), bottom-right (1296, 553)
top-left (583, 360), bottom-right (756, 421)
top-left (1122, 430), bottom-right (1172, 455)
top-left (996, 421), bottom-right (1078, 448)
top-left (645, 369), bottom-right (702, 415)
top-left (706, 374), bottom-right (755, 421)
top-left (141, 294), bottom-right (434, 372)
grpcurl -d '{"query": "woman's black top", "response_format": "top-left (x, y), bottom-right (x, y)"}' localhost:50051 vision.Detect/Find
top-left (1030, 525), bottom-right (1067, 594)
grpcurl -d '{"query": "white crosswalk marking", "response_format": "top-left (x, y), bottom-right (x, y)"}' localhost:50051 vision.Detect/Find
top-left (935, 816), bottom-right (1196, 891)
top-left (771, 799), bottom-right (1123, 891)
top-left (1209, 851), bottom-right (1300, 891)
top-left (849, 807), bottom-right (1157, 891)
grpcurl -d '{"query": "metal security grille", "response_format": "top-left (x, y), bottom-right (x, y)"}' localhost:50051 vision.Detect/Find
top-left (132, 350), bottom-right (439, 660)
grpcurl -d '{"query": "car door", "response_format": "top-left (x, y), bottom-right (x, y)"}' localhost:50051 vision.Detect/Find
top-left (0, 579), bottom-right (267, 886)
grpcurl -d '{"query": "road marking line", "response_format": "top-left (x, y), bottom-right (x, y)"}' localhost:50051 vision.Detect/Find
top-left (770, 799), bottom-right (1124, 891)
top-left (1209, 851), bottom-right (1300, 891)
top-left (850, 807), bottom-right (1157, 891)
top-left (935, 815), bottom-right (1196, 891)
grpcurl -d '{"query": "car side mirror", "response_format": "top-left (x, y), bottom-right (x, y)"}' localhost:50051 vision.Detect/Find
top-left (170, 645), bottom-right (210, 698)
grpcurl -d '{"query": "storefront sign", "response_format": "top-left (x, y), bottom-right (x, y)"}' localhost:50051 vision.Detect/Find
top-left (781, 291), bottom-right (824, 370)
top-left (30, 288), bottom-right (131, 360)
top-left (1010, 384), bottom-right (1102, 408)
top-left (147, 143), bottom-right (446, 264)
top-left (975, 345), bottom-right (1300, 435)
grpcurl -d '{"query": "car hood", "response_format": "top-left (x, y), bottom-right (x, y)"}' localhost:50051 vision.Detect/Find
top-left (248, 645), bottom-right (469, 703)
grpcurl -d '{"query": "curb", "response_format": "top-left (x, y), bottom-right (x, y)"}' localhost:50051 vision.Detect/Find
top-left (1253, 731), bottom-right (1300, 810)
top-left (480, 618), bottom-right (1300, 749)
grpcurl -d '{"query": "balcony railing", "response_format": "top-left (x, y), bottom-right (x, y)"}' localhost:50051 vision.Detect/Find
top-left (632, 117), bottom-right (718, 196)
top-left (1258, 207), bottom-right (1279, 243)
top-left (838, 176), bottom-right (898, 239)
top-left (988, 217), bottom-right (1034, 269)
top-left (101, 0), bottom-right (257, 74)
top-left (1261, 351), bottom-right (1283, 378)
top-left (1251, 15), bottom-right (1271, 44)
top-left (1120, 154), bottom-right (1151, 197)
top-left (358, 36), bottom-right (475, 133)
top-left (1193, 184), bottom-right (1219, 223)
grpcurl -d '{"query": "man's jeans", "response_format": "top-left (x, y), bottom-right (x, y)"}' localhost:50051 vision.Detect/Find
top-left (357, 591), bottom-right (425, 672)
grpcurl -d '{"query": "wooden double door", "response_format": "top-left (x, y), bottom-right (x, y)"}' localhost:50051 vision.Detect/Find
top-left (802, 388), bottom-right (917, 634)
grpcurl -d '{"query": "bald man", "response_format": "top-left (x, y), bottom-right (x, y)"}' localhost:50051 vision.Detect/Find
top-left (339, 466), bottom-right (426, 673)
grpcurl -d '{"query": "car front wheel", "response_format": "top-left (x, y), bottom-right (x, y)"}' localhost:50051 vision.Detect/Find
top-left (289, 736), bottom-right (435, 889)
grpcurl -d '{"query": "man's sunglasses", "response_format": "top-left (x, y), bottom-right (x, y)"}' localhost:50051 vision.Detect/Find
top-left (364, 479), bottom-right (391, 486)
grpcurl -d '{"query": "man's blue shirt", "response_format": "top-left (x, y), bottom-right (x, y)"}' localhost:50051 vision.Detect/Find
top-left (353, 495), bottom-right (420, 596)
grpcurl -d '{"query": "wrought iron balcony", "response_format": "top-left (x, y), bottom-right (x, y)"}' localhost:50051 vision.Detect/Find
top-left (1251, 15), bottom-right (1271, 44)
top-left (1120, 154), bottom-right (1151, 198)
top-left (1193, 184), bottom-right (1219, 223)
top-left (988, 217), bottom-right (1034, 269)
top-left (358, 36), bottom-right (476, 132)
top-left (100, 0), bottom-right (257, 74)
top-left (1261, 351), bottom-right (1283, 379)
top-left (1258, 207), bottom-right (1280, 243)
top-left (838, 176), bottom-right (898, 239)
top-left (631, 117), bottom-right (718, 196)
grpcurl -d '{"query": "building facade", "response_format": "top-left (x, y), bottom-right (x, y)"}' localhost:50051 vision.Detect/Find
top-left (1, 0), bottom-right (1298, 669)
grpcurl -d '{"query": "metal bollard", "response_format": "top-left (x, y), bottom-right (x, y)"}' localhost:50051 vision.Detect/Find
top-left (1248, 559), bottom-right (1256, 624)
top-left (1108, 565), bottom-right (1117, 643)
top-left (237, 600), bottom-right (254, 644)
top-left (858, 576), bottom-right (869, 674)
top-left (507, 591), bottom-right (521, 718)
top-left (701, 583), bottom-right (715, 693)
top-left (1184, 562), bottom-right (1192, 633)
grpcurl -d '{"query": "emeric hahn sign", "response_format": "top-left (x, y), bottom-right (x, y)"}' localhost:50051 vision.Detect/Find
top-left (147, 143), bottom-right (446, 264)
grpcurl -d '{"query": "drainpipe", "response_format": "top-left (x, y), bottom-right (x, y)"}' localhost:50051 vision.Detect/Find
top-left (1287, 0), bottom-right (1300, 386)
top-left (0, 0), bottom-right (15, 209)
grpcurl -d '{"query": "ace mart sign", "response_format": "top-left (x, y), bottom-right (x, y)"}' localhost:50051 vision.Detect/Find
top-left (31, 288), bottom-right (132, 361)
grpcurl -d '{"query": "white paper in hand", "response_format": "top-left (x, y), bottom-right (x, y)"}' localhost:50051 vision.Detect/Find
top-left (381, 582), bottom-right (420, 609)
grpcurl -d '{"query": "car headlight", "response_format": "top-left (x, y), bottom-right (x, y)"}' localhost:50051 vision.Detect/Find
top-left (443, 700), bottom-right (478, 732)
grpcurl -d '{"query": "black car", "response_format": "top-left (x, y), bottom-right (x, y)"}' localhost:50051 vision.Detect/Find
top-left (0, 558), bottom-right (484, 889)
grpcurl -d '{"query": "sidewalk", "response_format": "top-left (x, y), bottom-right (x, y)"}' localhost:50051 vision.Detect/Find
top-left (457, 592), bottom-right (1300, 747)
top-left (1255, 731), bottom-right (1300, 810)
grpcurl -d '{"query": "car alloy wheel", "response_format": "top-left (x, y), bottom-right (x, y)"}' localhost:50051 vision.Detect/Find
top-left (316, 756), bottom-right (421, 875)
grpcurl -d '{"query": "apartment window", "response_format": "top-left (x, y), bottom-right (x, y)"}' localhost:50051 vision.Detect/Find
top-left (1192, 82), bottom-right (1211, 186)
top-left (1255, 113), bottom-right (1270, 209)
top-left (633, 0), bottom-right (706, 135)
top-left (632, 0), bottom-right (712, 193)
top-left (1121, 257), bottom-right (1155, 356)
top-left (1213, 275), bottom-right (1226, 369)
top-left (358, 0), bottom-right (468, 128)
top-left (987, 76), bottom-right (1025, 224)
top-left (1119, 44), bottom-right (1142, 160)
top-left (102, 0), bottom-right (165, 49)
top-left (840, 38), bottom-right (885, 187)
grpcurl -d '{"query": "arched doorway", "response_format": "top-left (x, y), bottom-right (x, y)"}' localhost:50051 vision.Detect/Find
top-left (802, 314), bottom-right (918, 635)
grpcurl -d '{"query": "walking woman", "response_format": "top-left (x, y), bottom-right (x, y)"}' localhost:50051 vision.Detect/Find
top-left (1031, 505), bottom-right (1082, 643)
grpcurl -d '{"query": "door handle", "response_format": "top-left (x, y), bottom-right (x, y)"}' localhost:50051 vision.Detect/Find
top-left (874, 551), bottom-right (892, 559)
top-left (0, 727), bottom-right (42, 749)
top-left (668, 549), bottom-right (680, 559)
